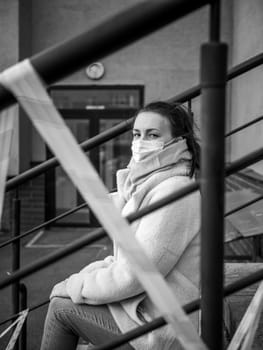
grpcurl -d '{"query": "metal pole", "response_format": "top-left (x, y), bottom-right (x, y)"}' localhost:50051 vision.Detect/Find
top-left (200, 43), bottom-right (227, 349)
top-left (1, 50), bottom-right (262, 193)
top-left (89, 256), bottom-right (263, 350)
top-left (200, 41), bottom-right (228, 348)
top-left (3, 261), bottom-right (263, 350)
top-left (11, 197), bottom-right (21, 350)
top-left (200, 2), bottom-right (226, 347)
top-left (1, 144), bottom-right (263, 291)
top-left (19, 283), bottom-right (27, 350)
top-left (6, 118), bottom-right (133, 192)
top-left (209, 0), bottom-right (220, 42)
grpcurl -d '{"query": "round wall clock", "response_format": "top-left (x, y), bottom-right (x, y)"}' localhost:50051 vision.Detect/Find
top-left (85, 62), bottom-right (105, 80)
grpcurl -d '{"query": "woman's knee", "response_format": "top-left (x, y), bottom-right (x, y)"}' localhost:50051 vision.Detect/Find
top-left (48, 297), bottom-right (73, 316)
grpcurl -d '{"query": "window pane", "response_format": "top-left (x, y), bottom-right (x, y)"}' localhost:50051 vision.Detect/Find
top-left (50, 88), bottom-right (141, 109)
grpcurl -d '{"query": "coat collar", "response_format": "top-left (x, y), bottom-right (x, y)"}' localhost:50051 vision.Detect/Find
top-left (128, 139), bottom-right (191, 183)
top-left (116, 139), bottom-right (191, 202)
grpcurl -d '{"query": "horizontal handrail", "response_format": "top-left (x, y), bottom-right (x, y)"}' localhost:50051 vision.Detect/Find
top-left (226, 147), bottom-right (263, 176)
top-left (0, 0), bottom-right (211, 111)
top-left (225, 194), bottom-right (263, 218)
top-left (2, 173), bottom-right (263, 250)
top-left (228, 52), bottom-right (263, 80)
top-left (225, 114), bottom-right (263, 137)
top-left (6, 118), bottom-right (133, 191)
top-left (0, 146), bottom-right (263, 291)
top-left (0, 152), bottom-right (262, 342)
top-left (5, 50), bottom-right (263, 193)
top-left (0, 299), bottom-right (49, 326)
top-left (0, 113), bottom-right (260, 250)
top-left (2, 263), bottom-right (263, 349)
top-left (0, 1), bottom-right (259, 193)
top-left (83, 262), bottom-right (263, 350)
top-left (0, 228), bottom-right (106, 290)
top-left (0, 202), bottom-right (87, 249)
top-left (2, 109), bottom-right (262, 249)
top-left (169, 51), bottom-right (263, 103)
top-left (0, 1), bottom-right (261, 346)
top-left (2, 192), bottom-right (263, 325)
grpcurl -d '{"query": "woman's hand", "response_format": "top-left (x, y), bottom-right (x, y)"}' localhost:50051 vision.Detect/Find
top-left (79, 256), bottom-right (114, 274)
top-left (66, 273), bottom-right (85, 304)
top-left (50, 280), bottom-right (69, 300)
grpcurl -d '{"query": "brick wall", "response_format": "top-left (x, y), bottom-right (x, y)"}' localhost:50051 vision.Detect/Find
top-left (19, 174), bottom-right (45, 233)
top-left (1, 190), bottom-right (14, 233)
top-left (1, 174), bottom-right (45, 234)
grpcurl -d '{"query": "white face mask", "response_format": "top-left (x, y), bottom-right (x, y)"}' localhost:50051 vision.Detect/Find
top-left (131, 139), bottom-right (165, 162)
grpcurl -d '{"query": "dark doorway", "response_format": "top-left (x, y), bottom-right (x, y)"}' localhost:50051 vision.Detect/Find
top-left (45, 85), bottom-right (143, 226)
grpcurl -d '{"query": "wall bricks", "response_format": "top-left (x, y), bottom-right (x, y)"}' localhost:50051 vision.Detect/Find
top-left (1, 174), bottom-right (45, 234)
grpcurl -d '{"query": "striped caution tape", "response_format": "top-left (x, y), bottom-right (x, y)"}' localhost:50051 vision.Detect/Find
top-left (0, 309), bottom-right (28, 350)
top-left (0, 107), bottom-right (15, 225)
top-left (227, 281), bottom-right (263, 350)
top-left (0, 60), bottom-right (207, 350)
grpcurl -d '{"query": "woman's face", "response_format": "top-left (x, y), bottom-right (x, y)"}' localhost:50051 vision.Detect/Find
top-left (133, 111), bottom-right (173, 143)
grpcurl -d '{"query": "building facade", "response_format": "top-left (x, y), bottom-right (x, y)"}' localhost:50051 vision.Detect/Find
top-left (0, 0), bottom-right (263, 231)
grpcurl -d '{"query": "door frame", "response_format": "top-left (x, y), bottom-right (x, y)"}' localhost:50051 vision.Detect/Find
top-left (45, 84), bottom-right (144, 226)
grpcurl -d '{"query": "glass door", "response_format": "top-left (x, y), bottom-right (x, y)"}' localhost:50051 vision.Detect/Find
top-left (99, 118), bottom-right (132, 190)
top-left (46, 109), bottom-right (134, 226)
top-left (47, 85), bottom-right (143, 226)
top-left (55, 119), bottom-right (91, 224)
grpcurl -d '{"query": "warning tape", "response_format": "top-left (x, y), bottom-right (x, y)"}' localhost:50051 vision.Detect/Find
top-left (0, 107), bottom-right (15, 225)
top-left (0, 309), bottom-right (28, 350)
top-left (228, 281), bottom-right (263, 350)
top-left (0, 59), bottom-right (207, 350)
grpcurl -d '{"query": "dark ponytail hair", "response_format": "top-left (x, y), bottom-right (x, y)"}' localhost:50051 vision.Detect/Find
top-left (134, 101), bottom-right (200, 178)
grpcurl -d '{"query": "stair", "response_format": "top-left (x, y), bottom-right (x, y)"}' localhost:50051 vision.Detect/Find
top-left (225, 169), bottom-right (263, 261)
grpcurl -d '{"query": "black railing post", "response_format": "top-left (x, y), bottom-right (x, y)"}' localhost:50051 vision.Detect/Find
top-left (19, 283), bottom-right (27, 350)
top-left (200, 41), bottom-right (227, 350)
top-left (12, 196), bottom-right (21, 350)
top-left (187, 99), bottom-right (192, 111)
top-left (209, 0), bottom-right (220, 42)
top-left (200, 0), bottom-right (228, 347)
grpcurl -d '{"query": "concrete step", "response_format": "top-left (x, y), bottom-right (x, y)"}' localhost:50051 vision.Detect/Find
top-left (225, 262), bottom-right (263, 349)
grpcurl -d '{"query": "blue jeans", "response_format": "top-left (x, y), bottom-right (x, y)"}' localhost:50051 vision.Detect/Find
top-left (40, 297), bottom-right (134, 350)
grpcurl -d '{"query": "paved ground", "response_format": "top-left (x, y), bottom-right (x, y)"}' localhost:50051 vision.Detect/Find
top-left (0, 169), bottom-right (263, 349)
top-left (0, 228), bottom-right (112, 350)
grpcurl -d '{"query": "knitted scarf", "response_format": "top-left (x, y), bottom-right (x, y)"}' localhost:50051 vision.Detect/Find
top-left (116, 139), bottom-right (192, 209)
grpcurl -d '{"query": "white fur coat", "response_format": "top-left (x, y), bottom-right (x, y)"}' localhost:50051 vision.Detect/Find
top-left (66, 140), bottom-right (201, 350)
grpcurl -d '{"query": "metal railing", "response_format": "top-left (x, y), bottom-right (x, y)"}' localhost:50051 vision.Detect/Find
top-left (0, 0), bottom-right (211, 111)
top-left (1, 150), bottom-right (262, 319)
top-left (1, 147), bottom-right (263, 349)
top-left (0, 0), bottom-right (263, 349)
top-left (1, 108), bottom-right (263, 251)
top-left (5, 48), bottom-right (263, 192)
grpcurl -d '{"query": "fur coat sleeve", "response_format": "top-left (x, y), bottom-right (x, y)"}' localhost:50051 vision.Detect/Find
top-left (66, 177), bottom-right (200, 305)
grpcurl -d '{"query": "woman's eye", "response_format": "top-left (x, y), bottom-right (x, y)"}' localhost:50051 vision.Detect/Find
top-left (133, 133), bottom-right (140, 139)
top-left (149, 134), bottom-right (159, 139)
